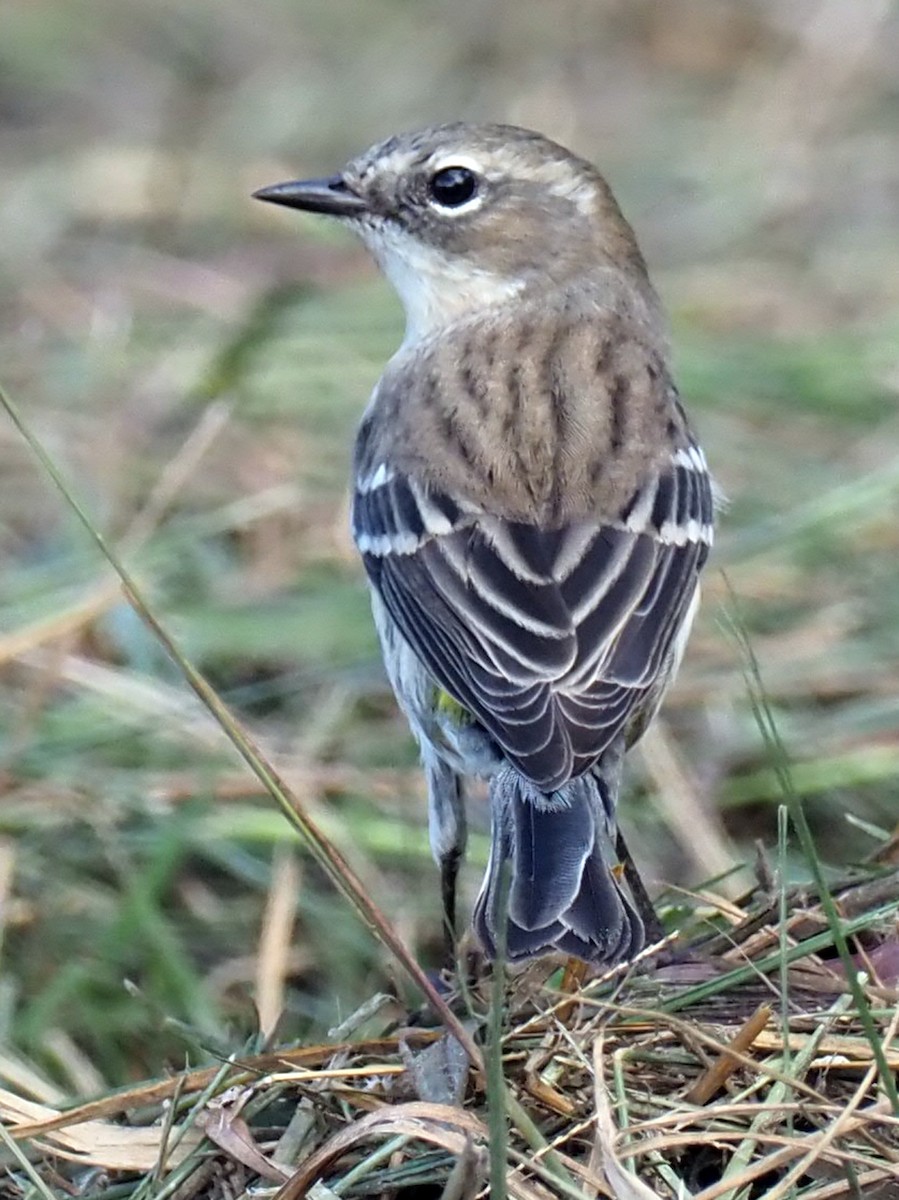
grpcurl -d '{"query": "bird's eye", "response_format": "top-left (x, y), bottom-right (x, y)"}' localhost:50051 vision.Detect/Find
top-left (428, 166), bottom-right (479, 209)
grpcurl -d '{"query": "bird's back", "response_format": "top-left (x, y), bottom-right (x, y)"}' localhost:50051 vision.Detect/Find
top-left (356, 286), bottom-right (689, 528)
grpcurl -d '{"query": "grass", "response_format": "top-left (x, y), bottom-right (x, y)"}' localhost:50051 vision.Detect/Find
top-left (1, 869), bottom-right (897, 1198)
top-left (1, 1), bottom-right (899, 1195)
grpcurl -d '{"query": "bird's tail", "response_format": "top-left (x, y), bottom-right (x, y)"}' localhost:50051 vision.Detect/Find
top-left (473, 762), bottom-right (645, 964)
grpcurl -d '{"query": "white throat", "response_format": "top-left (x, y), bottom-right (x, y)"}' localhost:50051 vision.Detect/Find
top-left (359, 222), bottom-right (525, 347)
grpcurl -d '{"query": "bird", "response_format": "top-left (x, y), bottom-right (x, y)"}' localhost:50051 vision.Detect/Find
top-left (254, 123), bottom-right (714, 965)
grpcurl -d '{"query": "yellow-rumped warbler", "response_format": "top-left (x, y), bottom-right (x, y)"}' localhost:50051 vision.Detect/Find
top-left (255, 123), bottom-right (713, 965)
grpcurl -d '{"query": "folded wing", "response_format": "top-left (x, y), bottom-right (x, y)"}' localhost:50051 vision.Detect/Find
top-left (353, 447), bottom-right (713, 791)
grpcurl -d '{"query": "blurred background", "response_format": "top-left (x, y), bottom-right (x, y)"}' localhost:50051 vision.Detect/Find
top-left (1, 0), bottom-right (898, 1086)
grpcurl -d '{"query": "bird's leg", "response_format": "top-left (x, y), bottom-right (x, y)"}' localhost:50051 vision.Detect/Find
top-left (440, 844), bottom-right (462, 954)
top-left (615, 827), bottom-right (665, 946)
top-left (426, 761), bottom-right (467, 967)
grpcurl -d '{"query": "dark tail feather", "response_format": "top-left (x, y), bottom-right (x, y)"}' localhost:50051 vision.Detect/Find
top-left (473, 764), bottom-right (645, 964)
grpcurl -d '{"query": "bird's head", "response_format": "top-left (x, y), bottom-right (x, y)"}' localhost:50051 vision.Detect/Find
top-left (255, 123), bottom-right (656, 344)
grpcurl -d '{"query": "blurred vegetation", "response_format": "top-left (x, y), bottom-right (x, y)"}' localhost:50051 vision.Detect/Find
top-left (0, 0), bottom-right (898, 1089)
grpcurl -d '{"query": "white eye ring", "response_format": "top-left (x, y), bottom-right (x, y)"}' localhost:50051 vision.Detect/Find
top-left (426, 154), bottom-right (486, 213)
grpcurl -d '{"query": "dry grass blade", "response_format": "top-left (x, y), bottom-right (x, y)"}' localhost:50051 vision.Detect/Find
top-left (591, 1037), bottom-right (681, 1200)
top-left (793, 1168), bottom-right (899, 1200)
top-left (0, 1086), bottom-right (202, 1171)
top-left (273, 1103), bottom-right (500, 1200)
top-left (439, 1137), bottom-right (483, 1200)
top-left (197, 1086), bottom-right (291, 1184)
top-left (685, 1003), bottom-right (772, 1105)
top-left (9, 1035), bottom-right (441, 1137)
top-left (256, 847), bottom-right (302, 1039)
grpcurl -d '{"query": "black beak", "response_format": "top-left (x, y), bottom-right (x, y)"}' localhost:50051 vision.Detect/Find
top-left (252, 174), bottom-right (367, 217)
